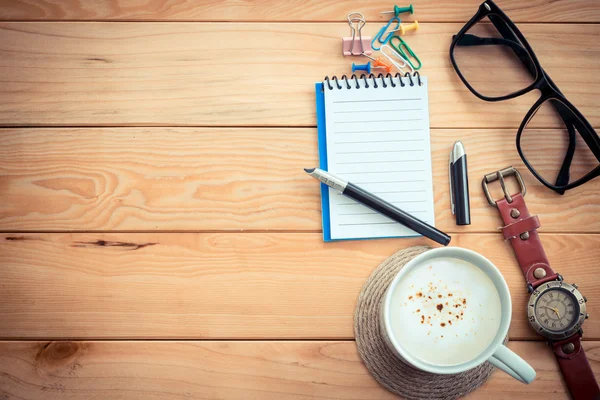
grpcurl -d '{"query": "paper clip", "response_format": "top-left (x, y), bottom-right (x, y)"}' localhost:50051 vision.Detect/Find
top-left (342, 12), bottom-right (372, 56)
top-left (371, 17), bottom-right (401, 51)
top-left (362, 54), bottom-right (393, 73)
top-left (389, 36), bottom-right (422, 70)
top-left (380, 44), bottom-right (414, 74)
top-left (381, 4), bottom-right (414, 16)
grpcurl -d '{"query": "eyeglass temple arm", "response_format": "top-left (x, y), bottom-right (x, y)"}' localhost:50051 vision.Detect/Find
top-left (486, 15), bottom-right (566, 94)
top-left (486, 15), bottom-right (577, 134)
top-left (454, 33), bottom-right (565, 99)
top-left (455, 33), bottom-right (575, 123)
top-left (487, 15), bottom-right (584, 190)
top-left (491, 16), bottom-right (600, 183)
top-left (455, 25), bottom-right (575, 189)
top-left (454, 33), bottom-right (555, 93)
top-left (456, 15), bottom-right (600, 189)
top-left (453, 34), bottom-right (537, 80)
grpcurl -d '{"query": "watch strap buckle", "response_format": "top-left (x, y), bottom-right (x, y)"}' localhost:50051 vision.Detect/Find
top-left (482, 166), bottom-right (527, 208)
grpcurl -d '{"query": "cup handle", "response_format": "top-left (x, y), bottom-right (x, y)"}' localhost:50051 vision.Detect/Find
top-left (488, 344), bottom-right (536, 384)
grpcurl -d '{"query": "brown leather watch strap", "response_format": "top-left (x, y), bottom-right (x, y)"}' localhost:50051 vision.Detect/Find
top-left (486, 171), bottom-right (598, 398)
top-left (496, 193), bottom-right (559, 289)
top-left (553, 334), bottom-right (600, 400)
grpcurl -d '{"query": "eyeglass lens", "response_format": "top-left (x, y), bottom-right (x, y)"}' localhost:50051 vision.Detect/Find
top-left (452, 14), bottom-right (537, 99)
top-left (519, 98), bottom-right (599, 187)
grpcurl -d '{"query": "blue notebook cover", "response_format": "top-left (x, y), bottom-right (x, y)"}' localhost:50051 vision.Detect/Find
top-left (315, 82), bottom-right (333, 242)
top-left (315, 82), bottom-right (425, 242)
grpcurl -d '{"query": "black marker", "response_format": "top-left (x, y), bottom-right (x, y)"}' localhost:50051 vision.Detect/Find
top-left (304, 167), bottom-right (451, 246)
top-left (449, 141), bottom-right (471, 225)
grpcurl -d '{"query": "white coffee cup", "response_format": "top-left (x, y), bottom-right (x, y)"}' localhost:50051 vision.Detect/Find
top-left (380, 247), bottom-right (536, 383)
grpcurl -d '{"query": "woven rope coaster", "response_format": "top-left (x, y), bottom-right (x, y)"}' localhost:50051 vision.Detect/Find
top-left (354, 245), bottom-right (498, 400)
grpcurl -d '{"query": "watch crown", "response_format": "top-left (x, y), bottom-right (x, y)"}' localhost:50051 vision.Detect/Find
top-left (584, 296), bottom-right (588, 303)
top-left (572, 283), bottom-right (578, 289)
top-left (586, 313), bottom-right (589, 319)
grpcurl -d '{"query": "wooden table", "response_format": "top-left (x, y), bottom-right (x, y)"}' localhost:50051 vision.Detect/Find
top-left (0, 1), bottom-right (599, 398)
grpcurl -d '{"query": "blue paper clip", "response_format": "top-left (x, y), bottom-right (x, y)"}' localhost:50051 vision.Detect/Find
top-left (371, 17), bottom-right (401, 51)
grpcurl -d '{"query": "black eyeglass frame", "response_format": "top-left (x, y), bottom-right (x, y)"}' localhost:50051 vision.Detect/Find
top-left (449, 0), bottom-right (600, 194)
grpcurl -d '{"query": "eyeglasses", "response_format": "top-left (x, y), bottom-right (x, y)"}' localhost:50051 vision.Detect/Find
top-left (449, 0), bottom-right (600, 194)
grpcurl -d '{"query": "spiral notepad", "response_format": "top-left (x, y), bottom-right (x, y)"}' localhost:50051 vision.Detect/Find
top-left (315, 73), bottom-right (435, 241)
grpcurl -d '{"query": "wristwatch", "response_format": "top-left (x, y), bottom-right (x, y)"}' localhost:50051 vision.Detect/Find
top-left (483, 167), bottom-right (599, 400)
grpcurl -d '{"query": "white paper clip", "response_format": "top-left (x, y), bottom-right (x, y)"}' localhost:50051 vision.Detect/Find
top-left (342, 12), bottom-right (372, 56)
top-left (380, 44), bottom-right (414, 73)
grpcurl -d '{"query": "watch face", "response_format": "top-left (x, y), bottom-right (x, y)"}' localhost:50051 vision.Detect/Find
top-left (527, 281), bottom-right (587, 340)
top-left (534, 289), bottom-right (579, 331)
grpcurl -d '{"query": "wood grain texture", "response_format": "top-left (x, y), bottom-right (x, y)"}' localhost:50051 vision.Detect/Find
top-left (1, 340), bottom-right (598, 399)
top-left (0, 233), bottom-right (598, 340)
top-left (0, 23), bottom-right (599, 127)
top-left (0, 0), bottom-right (598, 22)
top-left (0, 1), bottom-right (598, 397)
top-left (1, 128), bottom-right (599, 232)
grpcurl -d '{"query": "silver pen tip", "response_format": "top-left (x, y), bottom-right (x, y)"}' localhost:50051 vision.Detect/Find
top-left (304, 168), bottom-right (316, 174)
top-left (451, 141), bottom-right (465, 163)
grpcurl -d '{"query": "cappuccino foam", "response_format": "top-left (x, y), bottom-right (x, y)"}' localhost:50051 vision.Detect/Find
top-left (389, 257), bottom-right (502, 366)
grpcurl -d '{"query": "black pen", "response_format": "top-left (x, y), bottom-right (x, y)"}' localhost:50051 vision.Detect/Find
top-left (449, 141), bottom-right (471, 225)
top-left (304, 167), bottom-right (451, 246)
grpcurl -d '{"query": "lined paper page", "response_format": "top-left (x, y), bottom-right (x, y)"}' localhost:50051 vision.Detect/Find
top-left (323, 76), bottom-right (435, 240)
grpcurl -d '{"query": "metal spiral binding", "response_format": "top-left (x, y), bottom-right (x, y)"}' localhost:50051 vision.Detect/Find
top-left (323, 71), bottom-right (422, 90)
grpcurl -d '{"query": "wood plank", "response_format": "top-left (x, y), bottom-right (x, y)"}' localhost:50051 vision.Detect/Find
top-left (0, 340), bottom-right (597, 399)
top-left (0, 23), bottom-right (599, 127)
top-left (1, 128), bottom-right (598, 232)
top-left (0, 0), bottom-right (598, 23)
top-left (0, 232), bottom-right (598, 340)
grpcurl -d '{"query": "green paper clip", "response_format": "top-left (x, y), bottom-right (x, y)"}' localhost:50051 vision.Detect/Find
top-left (389, 35), bottom-right (422, 70)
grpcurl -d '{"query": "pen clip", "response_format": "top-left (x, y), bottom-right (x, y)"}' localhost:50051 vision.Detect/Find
top-left (449, 152), bottom-right (455, 215)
